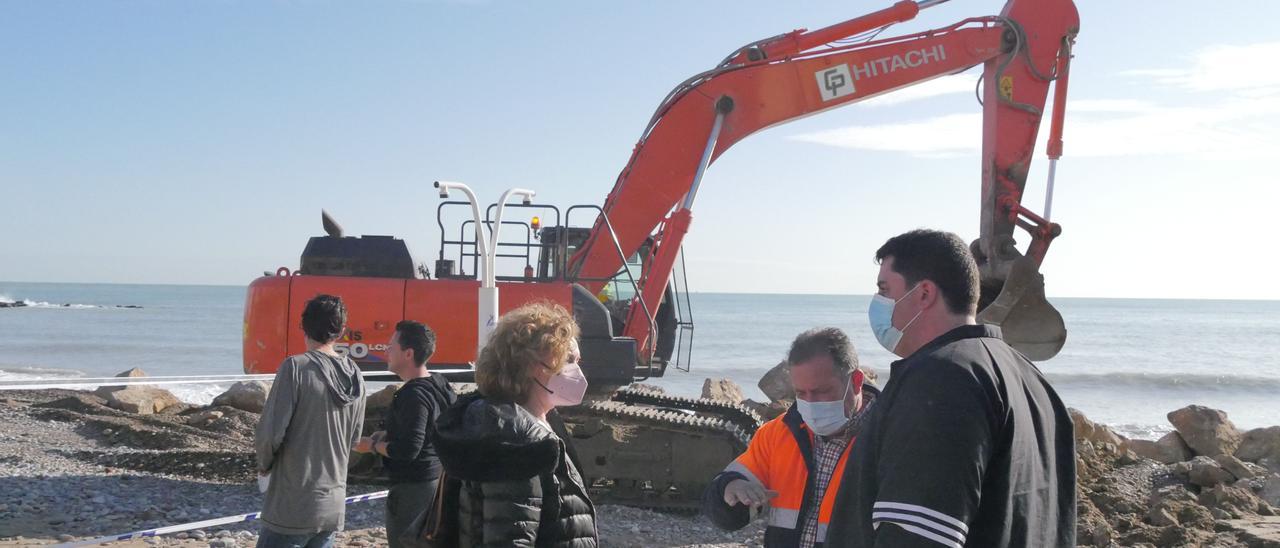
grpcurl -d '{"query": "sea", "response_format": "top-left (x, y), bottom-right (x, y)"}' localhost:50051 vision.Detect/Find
top-left (2, 281), bottom-right (1278, 440)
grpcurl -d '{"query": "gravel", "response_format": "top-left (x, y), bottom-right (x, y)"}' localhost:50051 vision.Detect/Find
top-left (0, 389), bottom-right (763, 547)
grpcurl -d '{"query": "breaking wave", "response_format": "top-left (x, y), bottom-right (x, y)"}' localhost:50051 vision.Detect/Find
top-left (0, 294), bottom-right (135, 309)
top-left (1044, 371), bottom-right (1280, 393)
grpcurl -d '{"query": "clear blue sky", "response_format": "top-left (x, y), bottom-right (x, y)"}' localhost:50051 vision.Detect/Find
top-left (3, 0), bottom-right (1278, 299)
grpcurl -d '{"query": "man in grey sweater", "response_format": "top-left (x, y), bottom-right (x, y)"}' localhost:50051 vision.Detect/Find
top-left (255, 294), bottom-right (367, 548)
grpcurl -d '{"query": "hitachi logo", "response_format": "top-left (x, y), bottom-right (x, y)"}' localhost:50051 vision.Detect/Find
top-left (849, 45), bottom-right (947, 80)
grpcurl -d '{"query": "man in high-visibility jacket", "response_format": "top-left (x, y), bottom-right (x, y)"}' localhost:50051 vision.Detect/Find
top-left (703, 327), bottom-right (879, 548)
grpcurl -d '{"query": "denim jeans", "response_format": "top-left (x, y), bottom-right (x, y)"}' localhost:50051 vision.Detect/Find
top-left (255, 526), bottom-right (336, 548)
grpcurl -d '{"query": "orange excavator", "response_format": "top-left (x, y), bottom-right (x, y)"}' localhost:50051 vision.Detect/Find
top-left (243, 0), bottom-right (1078, 507)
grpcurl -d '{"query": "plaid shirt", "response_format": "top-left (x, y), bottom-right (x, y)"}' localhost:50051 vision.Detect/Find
top-left (798, 394), bottom-right (877, 548)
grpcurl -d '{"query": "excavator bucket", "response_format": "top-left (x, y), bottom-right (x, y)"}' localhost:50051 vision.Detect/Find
top-left (976, 256), bottom-right (1067, 361)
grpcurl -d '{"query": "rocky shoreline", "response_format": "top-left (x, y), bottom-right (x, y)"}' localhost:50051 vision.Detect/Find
top-left (1, 369), bottom-right (1278, 547)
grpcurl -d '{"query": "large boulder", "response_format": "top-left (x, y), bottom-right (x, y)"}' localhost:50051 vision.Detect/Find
top-left (1237, 427), bottom-right (1280, 464)
top-left (1168, 405), bottom-right (1242, 457)
top-left (104, 386), bottom-right (181, 415)
top-left (90, 368), bottom-right (180, 414)
top-left (212, 381), bottom-right (271, 413)
top-left (757, 361), bottom-right (794, 404)
top-left (366, 384), bottom-right (400, 413)
top-left (1126, 432), bottom-right (1194, 464)
top-left (702, 378), bottom-right (746, 404)
top-left (1069, 408), bottom-right (1125, 449)
top-left (1188, 456), bottom-right (1236, 488)
top-left (92, 367), bottom-right (148, 399)
top-left (1216, 453), bottom-right (1259, 481)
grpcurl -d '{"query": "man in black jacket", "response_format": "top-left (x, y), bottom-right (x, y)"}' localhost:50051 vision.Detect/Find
top-left (354, 321), bottom-right (456, 548)
top-left (827, 229), bottom-right (1075, 548)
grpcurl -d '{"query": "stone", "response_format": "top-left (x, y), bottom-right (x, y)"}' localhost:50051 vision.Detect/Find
top-left (1262, 475), bottom-right (1280, 507)
top-left (57, 535), bottom-right (74, 542)
top-left (1200, 484), bottom-right (1268, 518)
top-left (212, 381), bottom-right (271, 413)
top-left (103, 386), bottom-right (181, 415)
top-left (365, 383), bottom-right (400, 413)
top-left (93, 367), bottom-right (149, 398)
top-left (1216, 453), bottom-right (1259, 480)
top-left (1070, 408), bottom-right (1125, 448)
top-left (187, 409), bottom-right (225, 426)
top-left (1221, 516), bottom-right (1280, 547)
top-left (1155, 432), bottom-right (1195, 463)
top-left (1168, 405), bottom-right (1242, 457)
top-left (702, 378), bottom-right (746, 404)
top-left (757, 360), bottom-right (795, 403)
top-left (1188, 456), bottom-right (1236, 488)
top-left (1147, 485), bottom-right (1203, 528)
top-left (1237, 427), bottom-right (1280, 464)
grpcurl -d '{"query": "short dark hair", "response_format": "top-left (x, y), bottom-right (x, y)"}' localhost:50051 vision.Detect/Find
top-left (395, 320), bottom-right (437, 366)
top-left (301, 294), bottom-right (347, 343)
top-left (787, 327), bottom-right (859, 376)
top-left (875, 229), bottom-right (979, 315)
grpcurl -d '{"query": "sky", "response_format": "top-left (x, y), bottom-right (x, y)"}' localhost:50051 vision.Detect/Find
top-left (2, 0), bottom-right (1279, 300)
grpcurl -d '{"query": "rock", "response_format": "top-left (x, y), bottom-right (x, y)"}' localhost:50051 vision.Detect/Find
top-left (1070, 408), bottom-right (1125, 449)
top-left (1200, 484), bottom-right (1269, 518)
top-left (1147, 485), bottom-right (1212, 528)
top-left (187, 409), bottom-right (226, 426)
top-left (740, 398), bottom-right (785, 421)
top-left (365, 383), bottom-right (400, 413)
top-left (1222, 516), bottom-right (1280, 547)
top-left (1168, 405), bottom-right (1242, 457)
top-left (1189, 456), bottom-right (1238, 488)
top-left (57, 534), bottom-right (74, 542)
top-left (1237, 427), bottom-right (1280, 464)
top-left (103, 386), bottom-right (181, 415)
top-left (212, 381), bottom-right (271, 413)
top-left (702, 378), bottom-right (746, 404)
top-left (93, 367), bottom-right (149, 398)
top-left (757, 361), bottom-right (794, 403)
top-left (1262, 475), bottom-right (1280, 507)
top-left (1216, 453), bottom-right (1258, 480)
top-left (1157, 431), bottom-right (1195, 463)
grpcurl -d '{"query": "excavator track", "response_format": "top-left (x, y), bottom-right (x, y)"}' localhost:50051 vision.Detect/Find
top-left (558, 398), bottom-right (754, 511)
top-left (610, 385), bottom-right (764, 435)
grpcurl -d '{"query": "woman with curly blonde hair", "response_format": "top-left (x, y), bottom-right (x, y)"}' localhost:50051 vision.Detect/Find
top-left (433, 302), bottom-right (598, 547)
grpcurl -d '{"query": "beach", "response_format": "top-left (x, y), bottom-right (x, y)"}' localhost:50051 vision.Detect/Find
top-left (0, 388), bottom-right (766, 547)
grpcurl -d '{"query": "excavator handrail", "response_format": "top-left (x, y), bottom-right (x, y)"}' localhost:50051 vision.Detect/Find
top-left (567, 204), bottom-right (658, 378)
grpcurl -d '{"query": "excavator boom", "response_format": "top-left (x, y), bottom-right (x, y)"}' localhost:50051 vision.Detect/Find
top-left (569, 0), bottom-right (1079, 360)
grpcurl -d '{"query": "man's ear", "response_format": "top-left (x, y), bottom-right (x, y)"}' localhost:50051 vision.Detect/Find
top-left (851, 369), bottom-right (865, 395)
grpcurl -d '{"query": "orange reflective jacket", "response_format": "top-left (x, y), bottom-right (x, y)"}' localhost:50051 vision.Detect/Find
top-left (703, 387), bottom-right (879, 548)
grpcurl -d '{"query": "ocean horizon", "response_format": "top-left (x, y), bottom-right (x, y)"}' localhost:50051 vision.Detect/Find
top-left (2, 281), bottom-right (1278, 440)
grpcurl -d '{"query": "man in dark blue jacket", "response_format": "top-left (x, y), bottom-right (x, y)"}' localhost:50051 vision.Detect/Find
top-left (828, 229), bottom-right (1076, 548)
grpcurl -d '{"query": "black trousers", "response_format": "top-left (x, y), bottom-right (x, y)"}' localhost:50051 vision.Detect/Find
top-left (386, 479), bottom-right (438, 548)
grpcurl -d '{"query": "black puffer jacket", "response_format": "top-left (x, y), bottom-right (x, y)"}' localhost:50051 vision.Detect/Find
top-left (434, 393), bottom-right (597, 548)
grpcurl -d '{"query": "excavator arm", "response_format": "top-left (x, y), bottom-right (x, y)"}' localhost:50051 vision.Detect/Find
top-left (568, 0), bottom-right (1079, 361)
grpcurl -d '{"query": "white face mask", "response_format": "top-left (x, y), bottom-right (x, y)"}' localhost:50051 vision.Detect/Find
top-left (796, 378), bottom-right (851, 436)
top-left (534, 362), bottom-right (588, 407)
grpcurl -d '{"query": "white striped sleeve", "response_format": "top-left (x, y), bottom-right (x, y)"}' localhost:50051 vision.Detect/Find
top-left (872, 501), bottom-right (967, 547)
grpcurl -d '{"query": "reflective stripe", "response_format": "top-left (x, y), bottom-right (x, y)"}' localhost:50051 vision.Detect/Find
top-left (768, 507), bottom-right (800, 529)
top-left (872, 512), bottom-right (965, 544)
top-left (816, 522), bottom-right (828, 541)
top-left (879, 521), bottom-right (963, 548)
top-left (724, 460), bottom-right (763, 486)
top-left (873, 501), bottom-right (969, 533)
